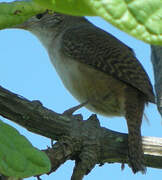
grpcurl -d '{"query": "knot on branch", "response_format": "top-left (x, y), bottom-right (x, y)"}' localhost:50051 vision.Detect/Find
top-left (45, 114), bottom-right (102, 180)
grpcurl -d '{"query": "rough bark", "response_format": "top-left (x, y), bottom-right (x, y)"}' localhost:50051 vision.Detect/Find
top-left (0, 85), bottom-right (162, 180)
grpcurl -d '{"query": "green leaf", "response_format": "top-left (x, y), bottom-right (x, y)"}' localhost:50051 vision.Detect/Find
top-left (0, 1), bottom-right (45, 30)
top-left (0, 0), bottom-right (162, 44)
top-left (33, 0), bottom-right (94, 16)
top-left (86, 0), bottom-right (162, 45)
top-left (0, 120), bottom-right (51, 178)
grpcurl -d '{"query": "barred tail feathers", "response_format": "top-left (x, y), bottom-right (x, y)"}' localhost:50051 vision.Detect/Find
top-left (125, 86), bottom-right (146, 173)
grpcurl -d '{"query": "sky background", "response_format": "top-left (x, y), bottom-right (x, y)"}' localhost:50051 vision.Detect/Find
top-left (0, 0), bottom-right (162, 179)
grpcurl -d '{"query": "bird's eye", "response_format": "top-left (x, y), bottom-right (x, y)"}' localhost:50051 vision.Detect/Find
top-left (36, 13), bottom-right (44, 19)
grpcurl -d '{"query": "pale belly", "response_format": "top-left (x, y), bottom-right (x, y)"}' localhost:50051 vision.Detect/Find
top-left (49, 49), bottom-right (126, 117)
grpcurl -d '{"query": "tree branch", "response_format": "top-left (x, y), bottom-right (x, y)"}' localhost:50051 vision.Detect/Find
top-left (0, 85), bottom-right (162, 179)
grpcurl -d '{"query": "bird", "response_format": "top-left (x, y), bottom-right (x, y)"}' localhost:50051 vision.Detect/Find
top-left (14, 11), bottom-right (155, 173)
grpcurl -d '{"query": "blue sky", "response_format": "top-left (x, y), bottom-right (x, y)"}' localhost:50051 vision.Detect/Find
top-left (0, 1), bottom-right (162, 179)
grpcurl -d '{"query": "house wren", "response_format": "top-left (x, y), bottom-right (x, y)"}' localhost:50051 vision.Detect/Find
top-left (15, 12), bottom-right (155, 173)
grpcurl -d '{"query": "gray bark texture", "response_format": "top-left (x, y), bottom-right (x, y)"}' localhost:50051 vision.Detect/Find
top-left (0, 85), bottom-right (162, 180)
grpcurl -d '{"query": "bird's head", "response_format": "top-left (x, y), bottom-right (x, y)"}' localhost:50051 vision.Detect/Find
top-left (14, 11), bottom-right (65, 31)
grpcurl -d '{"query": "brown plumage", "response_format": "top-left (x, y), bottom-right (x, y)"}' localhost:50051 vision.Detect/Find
top-left (15, 12), bottom-right (155, 173)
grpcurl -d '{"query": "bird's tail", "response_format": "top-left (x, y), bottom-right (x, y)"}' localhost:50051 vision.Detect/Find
top-left (125, 86), bottom-right (146, 173)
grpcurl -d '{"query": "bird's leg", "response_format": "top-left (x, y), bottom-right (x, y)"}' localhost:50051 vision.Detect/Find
top-left (125, 86), bottom-right (146, 173)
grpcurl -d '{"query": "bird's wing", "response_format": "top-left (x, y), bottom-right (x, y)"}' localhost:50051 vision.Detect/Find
top-left (60, 24), bottom-right (155, 103)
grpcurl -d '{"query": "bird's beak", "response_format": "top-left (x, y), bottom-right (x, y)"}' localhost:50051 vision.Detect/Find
top-left (12, 21), bottom-right (29, 30)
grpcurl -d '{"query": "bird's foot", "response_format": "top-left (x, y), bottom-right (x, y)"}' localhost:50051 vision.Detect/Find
top-left (128, 152), bottom-right (146, 174)
top-left (63, 101), bottom-right (88, 116)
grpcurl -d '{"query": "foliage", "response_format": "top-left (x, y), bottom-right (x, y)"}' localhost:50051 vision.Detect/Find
top-left (0, 120), bottom-right (51, 178)
top-left (0, 0), bottom-right (161, 44)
